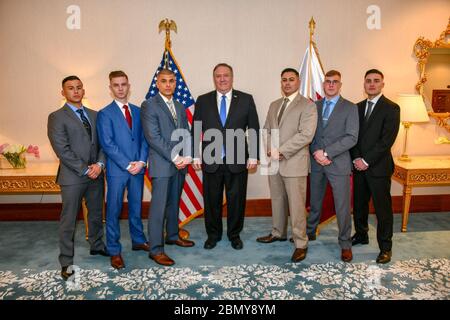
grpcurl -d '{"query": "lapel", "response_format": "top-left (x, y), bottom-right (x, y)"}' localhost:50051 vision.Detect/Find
top-left (84, 107), bottom-right (96, 142)
top-left (156, 94), bottom-right (177, 127)
top-left (278, 94), bottom-right (301, 127)
top-left (224, 90), bottom-right (239, 128)
top-left (111, 101), bottom-right (132, 134)
top-left (326, 96), bottom-right (343, 126)
top-left (316, 99), bottom-right (325, 128)
top-left (63, 104), bottom-right (91, 140)
top-left (361, 95), bottom-right (384, 133)
top-left (210, 91), bottom-right (223, 128)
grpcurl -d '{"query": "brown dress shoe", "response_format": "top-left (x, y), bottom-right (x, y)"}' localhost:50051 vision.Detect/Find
top-left (132, 242), bottom-right (150, 251)
top-left (341, 248), bottom-right (353, 262)
top-left (291, 248), bottom-right (308, 262)
top-left (376, 250), bottom-right (392, 264)
top-left (256, 234), bottom-right (287, 243)
top-left (111, 255), bottom-right (125, 269)
top-left (149, 252), bottom-right (175, 266)
top-left (165, 238), bottom-right (195, 247)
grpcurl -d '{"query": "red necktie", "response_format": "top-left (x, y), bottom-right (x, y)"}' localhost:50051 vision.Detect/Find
top-left (123, 105), bottom-right (132, 129)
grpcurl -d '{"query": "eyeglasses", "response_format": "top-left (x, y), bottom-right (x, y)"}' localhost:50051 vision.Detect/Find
top-left (324, 80), bottom-right (340, 85)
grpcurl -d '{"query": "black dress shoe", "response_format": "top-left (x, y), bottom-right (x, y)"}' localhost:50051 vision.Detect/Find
top-left (61, 266), bottom-right (74, 281)
top-left (204, 239), bottom-right (217, 249)
top-left (351, 233), bottom-right (369, 246)
top-left (90, 249), bottom-right (109, 256)
top-left (256, 234), bottom-right (287, 243)
top-left (231, 238), bottom-right (243, 250)
top-left (376, 250), bottom-right (392, 264)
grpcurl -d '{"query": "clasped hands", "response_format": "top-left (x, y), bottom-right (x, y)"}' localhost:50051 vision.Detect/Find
top-left (267, 149), bottom-right (284, 161)
top-left (127, 161), bottom-right (145, 175)
top-left (353, 158), bottom-right (369, 171)
top-left (192, 158), bottom-right (258, 170)
top-left (87, 163), bottom-right (102, 179)
top-left (174, 156), bottom-right (192, 170)
top-left (313, 149), bottom-right (332, 166)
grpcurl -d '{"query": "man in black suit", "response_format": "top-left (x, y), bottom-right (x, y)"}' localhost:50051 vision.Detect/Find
top-left (192, 63), bottom-right (260, 250)
top-left (350, 69), bottom-right (400, 264)
top-left (48, 75), bottom-right (108, 281)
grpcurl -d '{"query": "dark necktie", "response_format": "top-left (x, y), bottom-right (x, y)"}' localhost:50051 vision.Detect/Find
top-left (123, 105), bottom-right (132, 129)
top-left (365, 101), bottom-right (374, 123)
top-left (322, 100), bottom-right (332, 126)
top-left (167, 100), bottom-right (178, 125)
top-left (277, 98), bottom-right (289, 125)
top-left (76, 109), bottom-right (92, 140)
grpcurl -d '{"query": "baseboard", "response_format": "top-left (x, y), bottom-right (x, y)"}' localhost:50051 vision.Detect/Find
top-left (0, 195), bottom-right (449, 221)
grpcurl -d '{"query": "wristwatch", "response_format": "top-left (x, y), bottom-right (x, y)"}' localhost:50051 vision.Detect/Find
top-left (323, 151), bottom-right (328, 158)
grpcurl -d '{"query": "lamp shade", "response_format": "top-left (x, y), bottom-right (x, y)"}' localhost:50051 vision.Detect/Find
top-left (397, 94), bottom-right (430, 123)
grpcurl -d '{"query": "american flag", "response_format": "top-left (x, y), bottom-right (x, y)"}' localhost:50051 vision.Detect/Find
top-left (144, 49), bottom-right (204, 227)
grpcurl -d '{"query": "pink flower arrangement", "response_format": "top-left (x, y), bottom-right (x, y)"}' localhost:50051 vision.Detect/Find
top-left (0, 143), bottom-right (40, 168)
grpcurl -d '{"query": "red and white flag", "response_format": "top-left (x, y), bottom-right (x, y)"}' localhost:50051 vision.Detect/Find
top-left (299, 43), bottom-right (324, 101)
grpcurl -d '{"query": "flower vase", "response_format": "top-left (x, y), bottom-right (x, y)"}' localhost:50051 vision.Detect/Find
top-left (4, 152), bottom-right (27, 169)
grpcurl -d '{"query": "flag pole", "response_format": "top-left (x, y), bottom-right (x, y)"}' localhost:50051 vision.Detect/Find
top-left (156, 18), bottom-right (190, 240)
top-left (309, 17), bottom-right (325, 74)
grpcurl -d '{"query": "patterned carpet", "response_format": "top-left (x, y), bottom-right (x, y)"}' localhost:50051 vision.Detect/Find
top-left (1, 258), bottom-right (448, 300)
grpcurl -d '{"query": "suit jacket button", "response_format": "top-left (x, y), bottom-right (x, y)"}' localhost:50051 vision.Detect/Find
top-left (132, 139), bottom-right (135, 141)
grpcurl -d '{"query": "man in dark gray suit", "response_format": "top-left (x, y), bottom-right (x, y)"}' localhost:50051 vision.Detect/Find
top-left (141, 69), bottom-right (194, 267)
top-left (307, 70), bottom-right (359, 262)
top-left (48, 75), bottom-right (107, 281)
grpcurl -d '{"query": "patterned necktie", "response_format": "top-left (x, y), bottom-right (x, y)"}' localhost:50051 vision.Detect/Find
top-left (365, 101), bottom-right (374, 123)
top-left (167, 100), bottom-right (178, 125)
top-left (322, 100), bottom-right (332, 126)
top-left (277, 97), bottom-right (289, 125)
top-left (220, 95), bottom-right (227, 127)
top-left (123, 105), bottom-right (132, 129)
top-left (76, 109), bottom-right (92, 140)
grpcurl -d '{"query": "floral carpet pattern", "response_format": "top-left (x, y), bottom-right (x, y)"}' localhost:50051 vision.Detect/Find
top-left (0, 258), bottom-right (448, 300)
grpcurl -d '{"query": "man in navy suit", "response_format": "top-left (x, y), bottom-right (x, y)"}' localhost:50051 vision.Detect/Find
top-left (97, 70), bottom-right (150, 270)
top-left (141, 69), bottom-right (195, 267)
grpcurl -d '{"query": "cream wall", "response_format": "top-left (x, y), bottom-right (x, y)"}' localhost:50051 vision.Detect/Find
top-left (1, 0), bottom-right (449, 204)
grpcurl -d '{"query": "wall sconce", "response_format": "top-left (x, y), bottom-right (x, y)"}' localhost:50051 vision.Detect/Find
top-left (397, 94), bottom-right (430, 161)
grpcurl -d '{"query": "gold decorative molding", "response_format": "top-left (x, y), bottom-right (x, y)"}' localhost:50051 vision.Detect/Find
top-left (0, 177), bottom-right (60, 193)
top-left (414, 18), bottom-right (450, 132)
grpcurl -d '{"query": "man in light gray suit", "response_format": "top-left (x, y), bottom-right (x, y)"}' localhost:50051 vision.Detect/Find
top-left (307, 70), bottom-right (359, 262)
top-left (257, 68), bottom-right (317, 263)
top-left (47, 75), bottom-right (107, 281)
top-left (141, 69), bottom-right (194, 267)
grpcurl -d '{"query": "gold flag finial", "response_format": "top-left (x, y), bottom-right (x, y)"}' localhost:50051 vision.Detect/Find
top-left (309, 17), bottom-right (316, 43)
top-left (158, 18), bottom-right (177, 50)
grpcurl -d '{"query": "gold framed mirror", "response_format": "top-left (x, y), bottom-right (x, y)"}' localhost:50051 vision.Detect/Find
top-left (414, 18), bottom-right (450, 132)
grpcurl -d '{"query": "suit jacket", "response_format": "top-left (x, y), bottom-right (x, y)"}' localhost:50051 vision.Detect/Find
top-left (193, 90), bottom-right (260, 173)
top-left (97, 101), bottom-right (148, 177)
top-left (310, 96), bottom-right (359, 175)
top-left (350, 95), bottom-right (400, 177)
top-left (47, 104), bottom-right (105, 185)
top-left (141, 94), bottom-right (191, 178)
top-left (264, 93), bottom-right (317, 177)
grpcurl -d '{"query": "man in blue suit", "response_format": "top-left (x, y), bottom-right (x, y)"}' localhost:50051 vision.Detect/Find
top-left (97, 70), bottom-right (150, 270)
top-left (141, 68), bottom-right (195, 267)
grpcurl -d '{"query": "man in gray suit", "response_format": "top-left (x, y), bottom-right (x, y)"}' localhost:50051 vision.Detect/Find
top-left (307, 70), bottom-right (359, 262)
top-left (141, 69), bottom-right (194, 267)
top-left (256, 68), bottom-right (317, 263)
top-left (48, 75), bottom-right (107, 281)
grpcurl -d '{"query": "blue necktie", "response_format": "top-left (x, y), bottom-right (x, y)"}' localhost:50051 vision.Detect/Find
top-left (322, 100), bottom-right (332, 126)
top-left (220, 95), bottom-right (227, 159)
top-left (220, 95), bottom-right (227, 126)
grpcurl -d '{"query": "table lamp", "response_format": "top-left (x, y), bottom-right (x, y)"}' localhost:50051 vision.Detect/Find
top-left (397, 94), bottom-right (430, 161)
